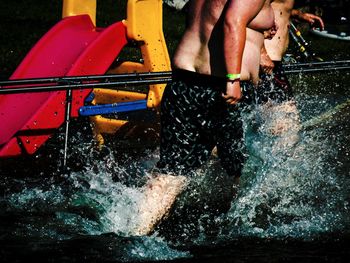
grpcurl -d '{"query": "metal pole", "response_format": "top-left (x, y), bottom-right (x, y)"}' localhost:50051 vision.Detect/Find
top-left (284, 65), bottom-right (350, 74)
top-left (0, 77), bottom-right (172, 94)
top-left (0, 71), bottom-right (172, 87)
top-left (62, 88), bottom-right (72, 170)
top-left (283, 59), bottom-right (350, 73)
top-left (283, 60), bottom-right (350, 69)
top-left (0, 63), bottom-right (350, 95)
top-left (289, 22), bottom-right (311, 60)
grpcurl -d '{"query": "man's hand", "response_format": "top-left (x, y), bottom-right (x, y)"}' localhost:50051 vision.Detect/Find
top-left (223, 81), bottom-right (241, 105)
top-left (299, 12), bottom-right (325, 30)
top-left (292, 10), bottom-right (325, 30)
top-left (264, 22), bottom-right (278, 40)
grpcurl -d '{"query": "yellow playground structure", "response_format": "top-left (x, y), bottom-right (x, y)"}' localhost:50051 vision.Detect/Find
top-left (63, 0), bottom-right (171, 145)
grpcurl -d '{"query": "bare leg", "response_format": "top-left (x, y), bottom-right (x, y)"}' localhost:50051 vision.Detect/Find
top-left (150, 162), bottom-right (241, 240)
top-left (132, 173), bottom-right (188, 236)
top-left (259, 100), bottom-right (301, 154)
top-left (260, 100), bottom-right (301, 136)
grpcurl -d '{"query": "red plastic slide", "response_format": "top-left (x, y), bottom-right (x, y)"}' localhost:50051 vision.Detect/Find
top-left (0, 14), bottom-right (128, 157)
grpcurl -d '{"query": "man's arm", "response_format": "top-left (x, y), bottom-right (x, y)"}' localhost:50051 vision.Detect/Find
top-left (291, 9), bottom-right (325, 30)
top-left (223, 0), bottom-right (266, 104)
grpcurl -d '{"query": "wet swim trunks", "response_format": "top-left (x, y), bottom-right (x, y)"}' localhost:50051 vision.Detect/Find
top-left (257, 61), bottom-right (294, 104)
top-left (157, 69), bottom-right (251, 177)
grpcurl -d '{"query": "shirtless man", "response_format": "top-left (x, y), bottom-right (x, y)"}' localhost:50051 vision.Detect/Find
top-left (132, 0), bottom-right (275, 236)
top-left (263, 0), bottom-right (324, 69)
top-left (258, 0), bottom-right (324, 137)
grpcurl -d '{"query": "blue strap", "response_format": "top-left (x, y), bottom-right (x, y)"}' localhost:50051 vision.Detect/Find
top-left (79, 99), bottom-right (148, 116)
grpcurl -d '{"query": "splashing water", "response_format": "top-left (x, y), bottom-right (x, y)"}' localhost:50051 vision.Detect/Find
top-left (1, 93), bottom-right (349, 261)
top-left (0, 142), bottom-right (190, 261)
top-left (220, 95), bottom-right (350, 240)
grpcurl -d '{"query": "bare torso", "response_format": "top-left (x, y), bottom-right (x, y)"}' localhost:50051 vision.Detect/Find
top-left (173, 0), bottom-right (275, 84)
top-left (241, 28), bottom-right (265, 84)
top-left (264, 0), bottom-right (294, 61)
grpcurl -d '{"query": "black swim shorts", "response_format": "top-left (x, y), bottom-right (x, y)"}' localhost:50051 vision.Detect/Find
top-left (156, 69), bottom-right (250, 177)
top-left (257, 61), bottom-right (294, 104)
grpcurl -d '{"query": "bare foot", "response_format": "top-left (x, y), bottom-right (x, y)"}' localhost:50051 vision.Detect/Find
top-left (132, 174), bottom-right (188, 236)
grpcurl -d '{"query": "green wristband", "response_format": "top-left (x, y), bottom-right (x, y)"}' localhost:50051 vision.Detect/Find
top-left (226, 73), bottom-right (241, 80)
top-left (226, 73), bottom-right (241, 81)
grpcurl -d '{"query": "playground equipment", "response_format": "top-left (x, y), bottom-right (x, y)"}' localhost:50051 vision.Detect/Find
top-left (0, 0), bottom-right (171, 158)
top-left (288, 21), bottom-right (323, 62)
top-left (90, 0), bottom-right (171, 145)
